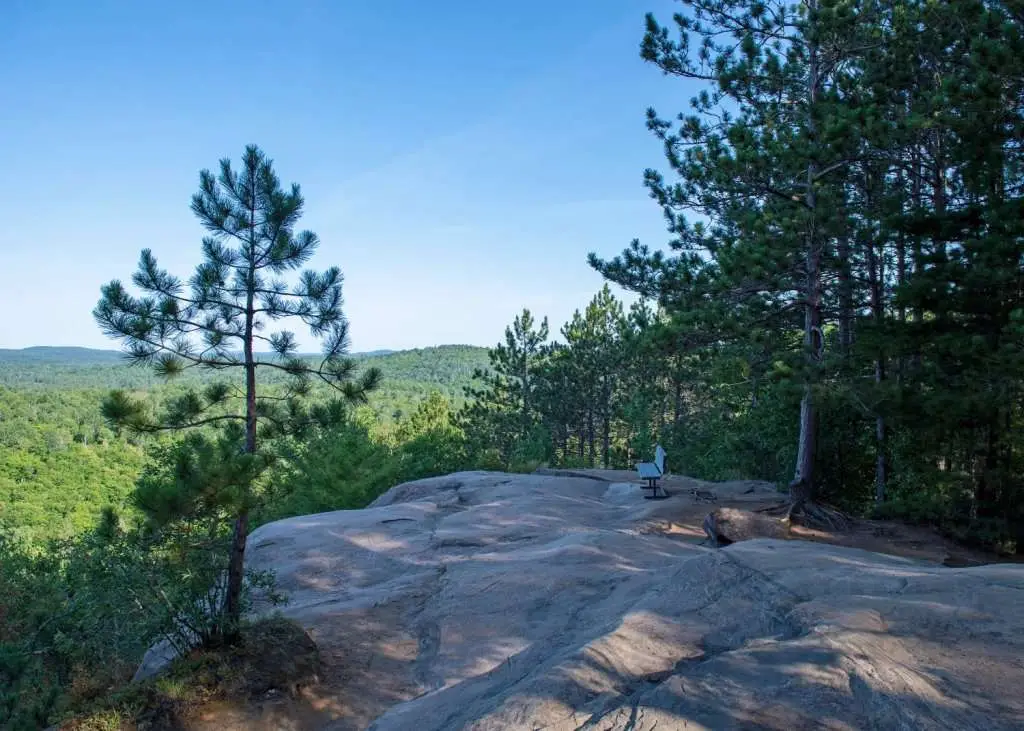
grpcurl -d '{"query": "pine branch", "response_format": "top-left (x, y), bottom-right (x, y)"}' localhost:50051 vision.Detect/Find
top-left (132, 414), bottom-right (249, 434)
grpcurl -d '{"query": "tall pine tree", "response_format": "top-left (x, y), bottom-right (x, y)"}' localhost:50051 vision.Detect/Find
top-left (593, 0), bottom-right (870, 526)
top-left (461, 309), bottom-right (550, 466)
top-left (94, 145), bottom-right (380, 641)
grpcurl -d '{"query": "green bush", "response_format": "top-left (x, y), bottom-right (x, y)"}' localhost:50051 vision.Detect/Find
top-left (0, 510), bottom-right (283, 729)
top-left (257, 393), bottom-right (475, 525)
top-left (258, 420), bottom-right (393, 524)
top-left (871, 471), bottom-right (1018, 555)
top-left (0, 529), bottom-right (159, 728)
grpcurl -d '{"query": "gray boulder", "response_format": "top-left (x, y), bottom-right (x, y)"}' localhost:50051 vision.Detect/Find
top-left (703, 506), bottom-right (791, 545)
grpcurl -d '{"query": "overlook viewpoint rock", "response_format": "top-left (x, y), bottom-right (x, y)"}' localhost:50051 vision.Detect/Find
top-left (186, 471), bottom-right (1024, 730)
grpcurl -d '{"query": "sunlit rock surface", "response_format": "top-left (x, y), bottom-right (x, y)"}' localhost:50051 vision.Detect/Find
top-left (224, 471), bottom-right (1024, 729)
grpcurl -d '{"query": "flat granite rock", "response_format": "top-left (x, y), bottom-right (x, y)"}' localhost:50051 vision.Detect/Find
top-left (200, 471), bottom-right (1024, 729)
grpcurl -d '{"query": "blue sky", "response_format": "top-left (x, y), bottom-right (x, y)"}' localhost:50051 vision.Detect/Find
top-left (1, 0), bottom-right (691, 352)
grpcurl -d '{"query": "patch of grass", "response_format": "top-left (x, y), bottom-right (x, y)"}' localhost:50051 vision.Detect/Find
top-left (152, 677), bottom-right (190, 702)
top-left (64, 709), bottom-right (125, 731)
top-left (56, 616), bottom-right (319, 731)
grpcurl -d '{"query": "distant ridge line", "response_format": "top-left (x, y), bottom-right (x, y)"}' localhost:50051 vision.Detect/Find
top-left (0, 344), bottom-right (488, 364)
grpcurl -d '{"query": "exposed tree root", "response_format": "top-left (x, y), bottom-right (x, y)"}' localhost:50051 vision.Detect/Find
top-left (756, 500), bottom-right (851, 532)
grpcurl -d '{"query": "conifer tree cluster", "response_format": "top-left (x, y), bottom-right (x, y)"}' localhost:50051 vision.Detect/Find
top-left (470, 0), bottom-right (1024, 548)
top-left (463, 287), bottom-right (677, 470)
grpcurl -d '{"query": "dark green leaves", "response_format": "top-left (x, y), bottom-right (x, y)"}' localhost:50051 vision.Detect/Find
top-left (100, 390), bottom-right (150, 433)
top-left (95, 146), bottom-right (378, 441)
top-left (153, 353), bottom-right (186, 379)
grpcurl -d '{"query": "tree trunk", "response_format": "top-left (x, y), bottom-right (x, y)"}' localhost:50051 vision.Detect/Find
top-left (975, 418), bottom-right (1001, 518)
top-left (223, 510), bottom-right (249, 642)
top-left (910, 145), bottom-right (925, 373)
top-left (863, 177), bottom-right (888, 506)
top-left (872, 325), bottom-right (888, 506)
top-left (874, 357), bottom-right (888, 505)
top-left (671, 375), bottom-right (680, 426)
top-left (587, 407), bottom-right (596, 467)
top-left (837, 235), bottom-right (853, 362)
top-left (793, 385), bottom-right (817, 496)
top-left (521, 360), bottom-right (530, 442)
top-left (896, 169), bottom-right (907, 384)
top-left (793, 11), bottom-right (822, 496)
top-left (602, 405), bottom-right (611, 469)
top-left (224, 211), bottom-right (259, 643)
top-left (601, 376), bottom-right (612, 469)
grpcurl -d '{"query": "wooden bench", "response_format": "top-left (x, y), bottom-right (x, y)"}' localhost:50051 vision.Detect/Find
top-left (636, 444), bottom-right (668, 499)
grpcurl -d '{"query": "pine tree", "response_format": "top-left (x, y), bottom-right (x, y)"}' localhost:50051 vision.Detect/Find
top-left (532, 343), bottom-right (581, 463)
top-left (569, 286), bottom-right (626, 468)
top-left (881, 0), bottom-right (1024, 534)
top-left (592, 0), bottom-right (871, 526)
top-left (615, 300), bottom-right (663, 465)
top-left (94, 145), bottom-right (380, 641)
top-left (461, 309), bottom-right (550, 465)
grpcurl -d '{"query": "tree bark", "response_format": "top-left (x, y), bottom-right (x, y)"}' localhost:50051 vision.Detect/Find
top-left (224, 198), bottom-right (259, 643)
top-left (837, 235), bottom-right (853, 361)
top-left (673, 372), bottom-right (683, 427)
top-left (793, 7), bottom-right (822, 495)
top-left (793, 385), bottom-right (818, 494)
top-left (910, 145), bottom-right (925, 373)
top-left (863, 169), bottom-right (888, 506)
top-left (587, 407), bottom-right (596, 467)
top-left (896, 168), bottom-right (907, 384)
top-left (871, 299), bottom-right (888, 507)
top-left (602, 377), bottom-right (612, 469)
top-left (602, 408), bottom-right (611, 469)
top-left (874, 355), bottom-right (888, 505)
top-left (521, 356), bottom-right (530, 442)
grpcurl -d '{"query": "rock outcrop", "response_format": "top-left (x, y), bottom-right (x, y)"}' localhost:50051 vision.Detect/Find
top-left (213, 471), bottom-right (1024, 729)
top-left (703, 506), bottom-right (791, 545)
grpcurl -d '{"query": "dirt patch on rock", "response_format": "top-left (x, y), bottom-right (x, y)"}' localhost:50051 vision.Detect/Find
top-left (630, 478), bottom-right (1021, 567)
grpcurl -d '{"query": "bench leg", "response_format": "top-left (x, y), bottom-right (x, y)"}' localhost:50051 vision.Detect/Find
top-left (644, 479), bottom-right (669, 500)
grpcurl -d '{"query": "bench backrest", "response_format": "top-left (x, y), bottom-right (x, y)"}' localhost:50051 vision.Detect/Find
top-left (655, 444), bottom-right (666, 474)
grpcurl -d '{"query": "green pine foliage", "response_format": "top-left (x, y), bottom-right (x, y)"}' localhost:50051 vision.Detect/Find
top-left (260, 391), bottom-right (470, 524)
top-left (460, 0), bottom-right (1024, 549)
top-left (93, 145), bottom-right (384, 642)
top-left (587, 0), bottom-right (1024, 544)
top-left (460, 309), bottom-right (551, 468)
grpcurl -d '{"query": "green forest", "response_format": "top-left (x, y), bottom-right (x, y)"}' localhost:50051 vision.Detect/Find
top-left (0, 345), bottom-right (488, 544)
top-left (4, 0), bottom-right (1024, 727)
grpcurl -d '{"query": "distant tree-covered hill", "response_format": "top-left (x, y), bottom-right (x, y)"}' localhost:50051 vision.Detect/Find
top-left (0, 346), bottom-right (126, 364)
top-left (0, 344), bottom-right (491, 543)
top-left (0, 344), bottom-right (489, 399)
